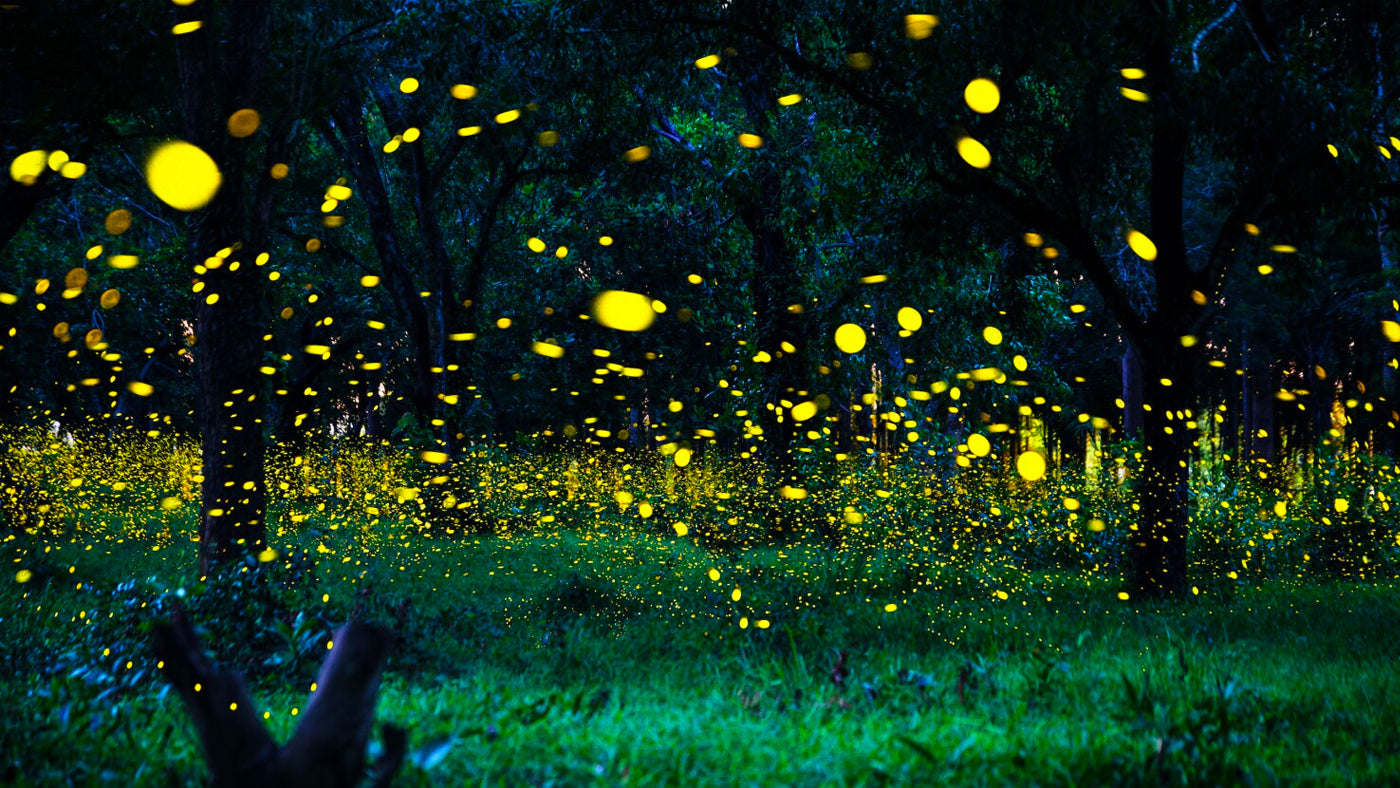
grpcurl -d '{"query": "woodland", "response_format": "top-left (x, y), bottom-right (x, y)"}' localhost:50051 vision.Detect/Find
top-left (2, 1), bottom-right (1400, 785)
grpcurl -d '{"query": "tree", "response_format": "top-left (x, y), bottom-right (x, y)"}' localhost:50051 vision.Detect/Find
top-left (649, 0), bottom-right (1400, 596)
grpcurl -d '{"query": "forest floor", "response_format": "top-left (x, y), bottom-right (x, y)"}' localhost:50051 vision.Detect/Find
top-left (4, 523), bottom-right (1399, 787)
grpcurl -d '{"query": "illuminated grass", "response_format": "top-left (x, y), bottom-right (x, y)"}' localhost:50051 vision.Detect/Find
top-left (3, 432), bottom-right (1399, 784)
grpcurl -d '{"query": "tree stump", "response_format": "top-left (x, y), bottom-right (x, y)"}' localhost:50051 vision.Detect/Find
top-left (153, 606), bottom-right (405, 788)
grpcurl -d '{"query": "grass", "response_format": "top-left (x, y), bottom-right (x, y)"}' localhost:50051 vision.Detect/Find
top-left (3, 434), bottom-right (1398, 785)
top-left (4, 519), bottom-right (1399, 787)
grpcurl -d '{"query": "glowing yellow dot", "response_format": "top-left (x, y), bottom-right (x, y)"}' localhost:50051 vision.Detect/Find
top-left (555, 246), bottom-right (568, 258)
top-left (172, 21), bottom-right (203, 35)
top-left (624, 146), bottom-right (651, 163)
top-left (531, 341), bottom-right (564, 359)
top-left (847, 52), bottom-right (872, 70)
top-left (306, 238), bottom-right (321, 252)
top-left (737, 133), bottom-right (764, 149)
top-left (99, 289), bottom-right (121, 309)
top-left (1126, 229), bottom-right (1157, 261)
top-left (1327, 143), bottom-right (1339, 157)
top-left (399, 77), bottom-right (419, 94)
top-left (270, 162), bottom-right (289, 179)
top-left (695, 54), bottom-right (720, 69)
top-left (1270, 244), bottom-right (1297, 253)
top-left (591, 290), bottom-right (655, 332)
top-left (105, 209), bottom-right (133, 235)
top-left (9, 150), bottom-right (46, 185)
top-left (778, 94), bottom-right (803, 106)
top-left (527, 237), bottom-right (546, 253)
top-left (227, 109), bottom-right (261, 138)
top-left (834, 323), bottom-right (866, 353)
top-left (904, 14), bottom-right (939, 39)
top-left (146, 141), bottom-right (222, 211)
top-left (1334, 498), bottom-right (1349, 513)
top-left (956, 136), bottom-right (991, 169)
top-left (456, 126), bottom-right (482, 137)
top-left (897, 306), bottom-right (923, 332)
top-left (127, 381), bottom-right (154, 397)
top-left (964, 78), bottom-right (1000, 113)
top-left (1119, 87), bottom-right (1149, 102)
top-left (599, 236), bottom-right (613, 246)
top-left (496, 317), bottom-right (512, 329)
top-left (1013, 354), bottom-right (1028, 372)
top-left (884, 603), bottom-right (897, 612)
top-left (257, 548), bottom-right (278, 563)
top-left (1121, 68), bottom-right (1146, 79)
top-left (15, 570), bottom-right (32, 583)
top-left (1117, 591), bottom-right (1130, 601)
top-left (673, 522), bottom-right (688, 537)
top-left (674, 448), bottom-right (692, 467)
top-left (1088, 519), bottom-right (1106, 532)
top-left (403, 127), bottom-right (421, 143)
top-left (731, 588), bottom-right (742, 602)
top-left (421, 451), bottom-right (449, 464)
top-left (790, 401), bottom-right (818, 422)
top-left (538, 130), bottom-right (560, 146)
top-left (495, 109), bottom-right (521, 124)
top-left (60, 161), bottom-right (86, 179)
top-left (1016, 450), bottom-right (1046, 481)
top-left (966, 433), bottom-right (991, 457)
top-left (983, 326), bottom-right (1002, 345)
top-left (995, 590), bottom-right (1009, 600)
top-left (450, 84), bottom-right (477, 99)
top-left (361, 275), bottom-right (380, 287)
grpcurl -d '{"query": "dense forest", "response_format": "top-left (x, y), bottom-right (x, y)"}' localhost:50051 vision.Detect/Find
top-left (3, 1), bottom-right (1400, 785)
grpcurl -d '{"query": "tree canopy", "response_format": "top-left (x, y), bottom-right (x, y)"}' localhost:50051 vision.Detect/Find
top-left (4, 0), bottom-right (1400, 597)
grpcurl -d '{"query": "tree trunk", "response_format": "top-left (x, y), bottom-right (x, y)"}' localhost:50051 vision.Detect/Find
top-left (731, 11), bottom-right (805, 492)
top-left (1131, 337), bottom-right (1191, 598)
top-left (153, 607), bottom-right (404, 788)
top-left (175, 1), bottom-right (276, 572)
top-left (1121, 343), bottom-right (1143, 441)
top-left (326, 97), bottom-right (439, 426)
top-left (1242, 338), bottom-right (1276, 463)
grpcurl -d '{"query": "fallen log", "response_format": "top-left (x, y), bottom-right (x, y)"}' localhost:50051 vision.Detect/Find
top-left (153, 605), bottom-right (404, 788)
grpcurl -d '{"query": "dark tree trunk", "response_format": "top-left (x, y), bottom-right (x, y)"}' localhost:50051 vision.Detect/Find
top-left (154, 607), bottom-right (404, 788)
top-left (175, 1), bottom-right (277, 572)
top-left (730, 10), bottom-right (805, 490)
top-left (1242, 339), bottom-right (1276, 463)
top-left (326, 98), bottom-right (439, 426)
top-left (1131, 330), bottom-right (1192, 598)
top-left (1122, 344), bottom-right (1143, 440)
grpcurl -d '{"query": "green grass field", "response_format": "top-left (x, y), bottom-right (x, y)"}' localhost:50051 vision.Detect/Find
top-left (5, 515), bottom-right (1398, 787)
